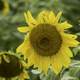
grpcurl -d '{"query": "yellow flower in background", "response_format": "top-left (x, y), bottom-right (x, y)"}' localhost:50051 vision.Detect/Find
top-left (0, 0), bottom-right (10, 15)
top-left (0, 51), bottom-right (29, 80)
top-left (17, 10), bottom-right (79, 74)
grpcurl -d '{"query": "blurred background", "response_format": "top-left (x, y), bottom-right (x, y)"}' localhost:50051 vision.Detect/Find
top-left (0, 0), bottom-right (80, 56)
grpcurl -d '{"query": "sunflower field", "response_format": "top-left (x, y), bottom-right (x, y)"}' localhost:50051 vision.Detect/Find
top-left (0, 0), bottom-right (80, 80)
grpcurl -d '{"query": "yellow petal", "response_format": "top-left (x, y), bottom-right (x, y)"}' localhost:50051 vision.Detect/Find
top-left (23, 71), bottom-right (29, 79)
top-left (24, 11), bottom-right (37, 26)
top-left (63, 39), bottom-right (79, 47)
top-left (21, 61), bottom-right (28, 68)
top-left (62, 33), bottom-right (77, 39)
top-left (38, 56), bottom-right (50, 74)
top-left (17, 27), bottom-right (30, 33)
top-left (59, 50), bottom-right (71, 68)
top-left (3, 55), bottom-right (10, 63)
top-left (16, 40), bottom-right (31, 58)
top-left (49, 11), bottom-right (56, 24)
top-left (51, 56), bottom-right (62, 74)
top-left (57, 21), bottom-right (72, 30)
top-left (27, 53), bottom-right (36, 66)
top-left (19, 71), bottom-right (29, 79)
top-left (63, 47), bottom-right (73, 57)
top-left (55, 11), bottom-right (62, 23)
top-left (49, 11), bottom-right (55, 19)
top-left (61, 45), bottom-right (73, 57)
top-left (37, 10), bottom-right (49, 23)
top-left (28, 53), bottom-right (49, 74)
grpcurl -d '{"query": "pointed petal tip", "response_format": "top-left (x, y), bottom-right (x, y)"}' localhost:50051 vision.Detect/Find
top-left (17, 27), bottom-right (29, 33)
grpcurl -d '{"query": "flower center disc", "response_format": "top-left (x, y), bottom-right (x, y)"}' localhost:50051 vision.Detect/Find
top-left (0, 54), bottom-right (23, 78)
top-left (29, 24), bottom-right (62, 56)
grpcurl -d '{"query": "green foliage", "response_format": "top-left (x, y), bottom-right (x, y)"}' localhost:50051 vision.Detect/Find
top-left (60, 0), bottom-right (80, 33)
top-left (61, 60), bottom-right (80, 80)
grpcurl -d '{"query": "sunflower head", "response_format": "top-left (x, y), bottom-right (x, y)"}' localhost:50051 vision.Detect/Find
top-left (17, 10), bottom-right (79, 74)
top-left (0, 51), bottom-right (29, 79)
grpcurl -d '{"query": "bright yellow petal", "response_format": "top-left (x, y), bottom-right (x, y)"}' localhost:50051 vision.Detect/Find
top-left (55, 11), bottom-right (62, 23)
top-left (16, 42), bottom-right (27, 55)
top-left (28, 53), bottom-right (50, 74)
top-left (16, 40), bottom-right (31, 58)
top-left (59, 50), bottom-right (71, 68)
top-left (63, 38), bottom-right (79, 47)
top-left (51, 56), bottom-right (62, 74)
top-left (38, 56), bottom-right (50, 74)
top-left (57, 21), bottom-right (72, 30)
top-left (17, 34), bottom-right (34, 59)
top-left (49, 11), bottom-right (56, 24)
top-left (21, 60), bottom-right (28, 68)
top-left (37, 10), bottom-right (49, 23)
top-left (24, 11), bottom-right (37, 26)
top-left (27, 53), bottom-right (36, 66)
top-left (62, 33), bottom-right (77, 39)
top-left (62, 47), bottom-right (73, 57)
top-left (17, 27), bottom-right (30, 33)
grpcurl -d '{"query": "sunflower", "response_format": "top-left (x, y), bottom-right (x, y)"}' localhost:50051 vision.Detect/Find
top-left (0, 51), bottom-right (29, 80)
top-left (17, 10), bottom-right (79, 74)
top-left (0, 0), bottom-right (9, 15)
